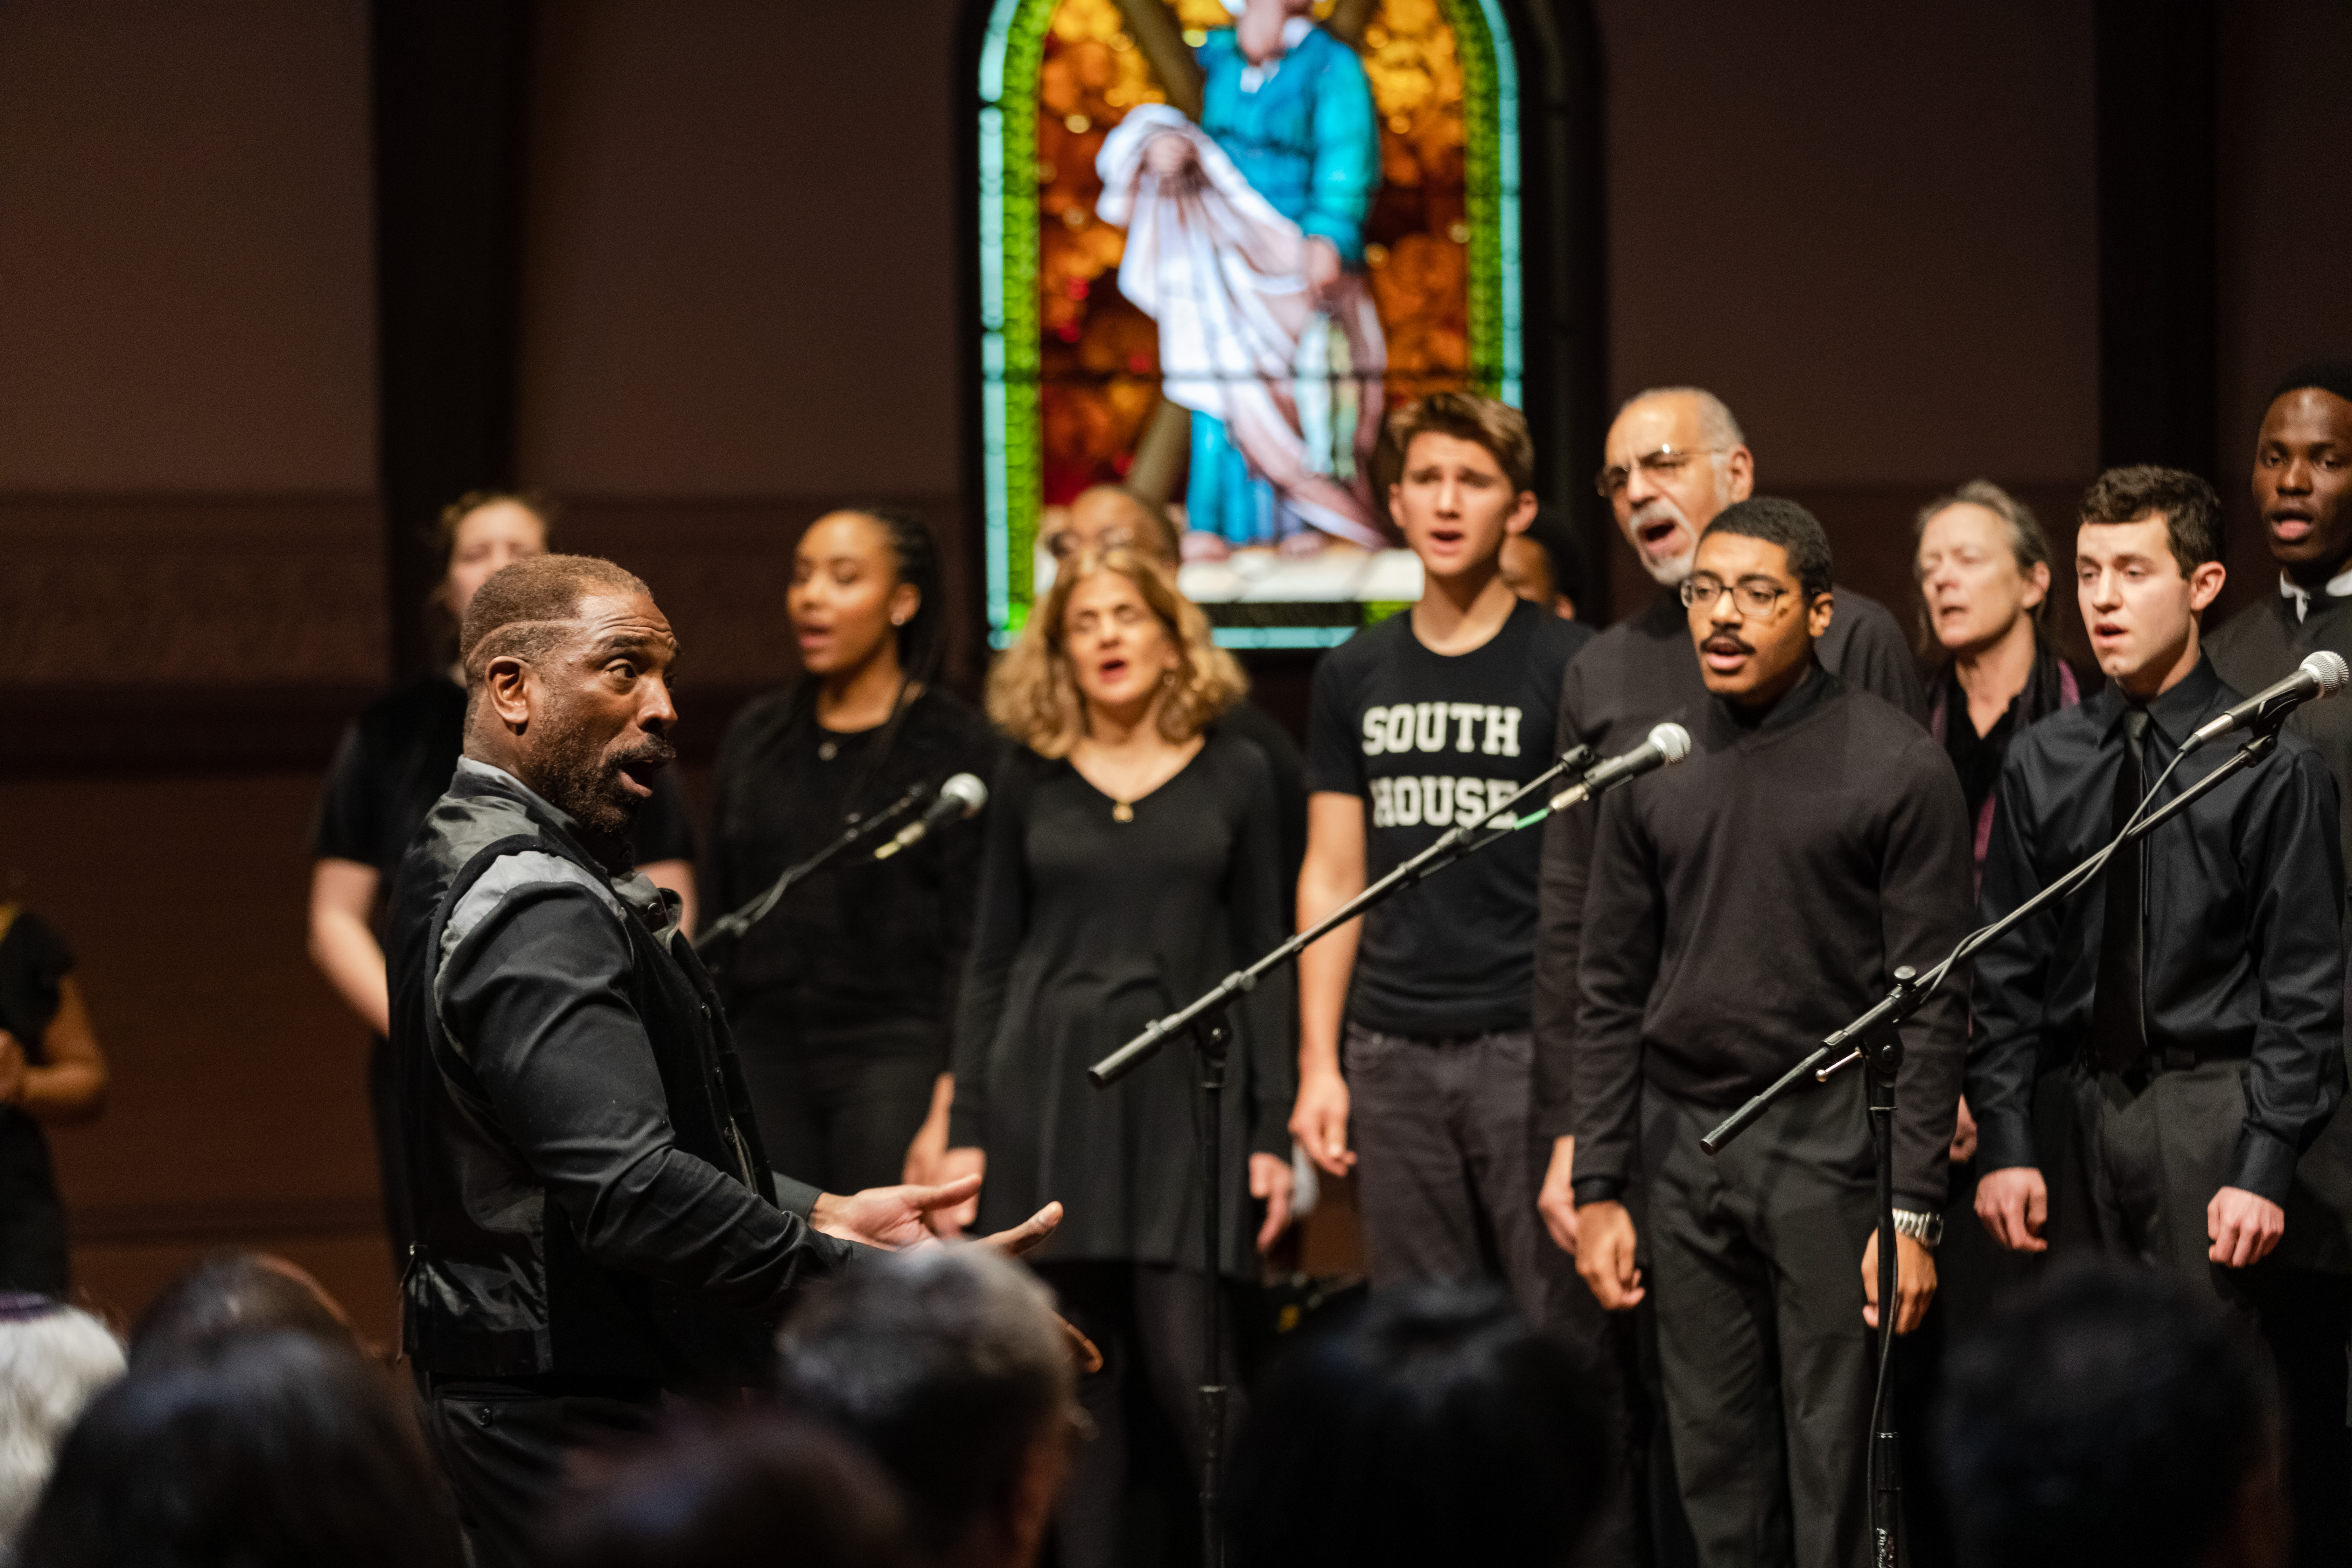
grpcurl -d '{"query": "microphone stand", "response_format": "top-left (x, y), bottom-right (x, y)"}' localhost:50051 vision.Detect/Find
top-left (694, 783), bottom-right (926, 972)
top-left (1700, 718), bottom-right (2285, 1567)
top-left (1088, 743), bottom-right (1595, 1568)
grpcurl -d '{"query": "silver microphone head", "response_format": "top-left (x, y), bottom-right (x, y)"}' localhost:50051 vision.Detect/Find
top-left (2301, 651), bottom-right (2350, 696)
top-left (940, 772), bottom-right (990, 818)
top-left (1648, 722), bottom-right (1694, 765)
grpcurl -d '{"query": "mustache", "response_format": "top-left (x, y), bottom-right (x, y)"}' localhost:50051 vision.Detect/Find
top-left (1702, 632), bottom-right (1754, 654)
top-left (1631, 497), bottom-right (1690, 530)
top-left (609, 735), bottom-right (678, 772)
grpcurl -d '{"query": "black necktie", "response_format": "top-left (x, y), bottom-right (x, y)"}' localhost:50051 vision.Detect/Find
top-left (2091, 708), bottom-right (2150, 1072)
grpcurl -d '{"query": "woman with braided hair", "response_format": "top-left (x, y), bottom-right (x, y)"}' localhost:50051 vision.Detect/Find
top-left (704, 507), bottom-right (1001, 1196)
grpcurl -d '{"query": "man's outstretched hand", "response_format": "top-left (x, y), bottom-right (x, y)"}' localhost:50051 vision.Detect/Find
top-left (811, 1176), bottom-right (1061, 1256)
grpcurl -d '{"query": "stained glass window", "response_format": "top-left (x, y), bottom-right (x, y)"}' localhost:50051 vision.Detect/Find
top-left (979, 0), bottom-right (1522, 646)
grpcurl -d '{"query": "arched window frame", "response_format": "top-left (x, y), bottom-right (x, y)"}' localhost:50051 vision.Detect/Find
top-left (973, 0), bottom-right (1524, 644)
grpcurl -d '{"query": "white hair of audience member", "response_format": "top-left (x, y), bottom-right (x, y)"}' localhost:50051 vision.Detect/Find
top-left (0, 1297), bottom-right (126, 1545)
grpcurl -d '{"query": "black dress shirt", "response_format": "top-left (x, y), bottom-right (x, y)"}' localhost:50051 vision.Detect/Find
top-left (1573, 668), bottom-right (1972, 1210)
top-left (1968, 657), bottom-right (2346, 1204)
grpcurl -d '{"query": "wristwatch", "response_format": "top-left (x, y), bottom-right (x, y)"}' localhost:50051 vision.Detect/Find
top-left (1891, 1208), bottom-right (1945, 1249)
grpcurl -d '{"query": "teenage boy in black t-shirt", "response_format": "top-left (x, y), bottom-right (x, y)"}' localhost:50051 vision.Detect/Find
top-left (1292, 393), bottom-right (1592, 1319)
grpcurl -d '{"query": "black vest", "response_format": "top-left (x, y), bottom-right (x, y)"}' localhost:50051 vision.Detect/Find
top-left (387, 767), bottom-right (782, 1383)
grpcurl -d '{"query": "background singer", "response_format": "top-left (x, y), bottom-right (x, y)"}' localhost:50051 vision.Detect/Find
top-left (1968, 467), bottom-right (2351, 1565)
top-left (704, 507), bottom-right (998, 1195)
top-left (935, 548), bottom-right (1293, 1568)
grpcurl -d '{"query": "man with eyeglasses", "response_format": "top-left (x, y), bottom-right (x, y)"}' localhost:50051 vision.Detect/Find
top-left (1529, 388), bottom-right (1930, 1556)
top-left (1573, 499), bottom-right (1971, 1567)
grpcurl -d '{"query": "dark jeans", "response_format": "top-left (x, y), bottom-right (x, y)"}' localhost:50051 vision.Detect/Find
top-left (1344, 1023), bottom-right (1548, 1320)
top-left (1645, 1077), bottom-right (1877, 1568)
top-left (412, 1371), bottom-right (659, 1568)
top-left (1033, 1260), bottom-right (1244, 1568)
top-left (733, 1013), bottom-right (944, 1195)
top-left (2076, 1062), bottom-right (2352, 1568)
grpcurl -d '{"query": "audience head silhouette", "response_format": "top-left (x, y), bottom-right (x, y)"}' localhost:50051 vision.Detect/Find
top-left (1936, 1262), bottom-right (2282, 1568)
top-left (778, 1248), bottom-right (1078, 1568)
top-left (17, 1329), bottom-right (462, 1568)
top-left (1227, 1282), bottom-right (1609, 1568)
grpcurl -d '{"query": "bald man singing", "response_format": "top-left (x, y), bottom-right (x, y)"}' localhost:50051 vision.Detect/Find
top-left (386, 555), bottom-right (1058, 1567)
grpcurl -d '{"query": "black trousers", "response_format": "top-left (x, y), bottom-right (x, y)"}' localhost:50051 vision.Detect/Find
top-left (734, 1013), bottom-right (943, 1195)
top-left (1645, 1078), bottom-right (1877, 1568)
top-left (412, 1370), bottom-right (660, 1568)
top-left (1033, 1260), bottom-right (1245, 1568)
top-left (1542, 1224), bottom-right (1665, 1568)
top-left (366, 1035), bottom-right (416, 1270)
top-left (2075, 1062), bottom-right (2352, 1568)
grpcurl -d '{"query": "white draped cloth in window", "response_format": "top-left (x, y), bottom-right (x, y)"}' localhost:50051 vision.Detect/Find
top-left (1096, 103), bottom-right (1387, 549)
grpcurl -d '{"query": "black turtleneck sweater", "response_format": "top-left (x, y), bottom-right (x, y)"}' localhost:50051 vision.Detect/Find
top-left (1571, 667), bottom-right (1972, 1210)
top-left (1534, 582), bottom-right (1930, 1138)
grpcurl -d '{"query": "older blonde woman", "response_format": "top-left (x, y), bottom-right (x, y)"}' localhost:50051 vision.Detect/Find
top-left (927, 548), bottom-right (1292, 1567)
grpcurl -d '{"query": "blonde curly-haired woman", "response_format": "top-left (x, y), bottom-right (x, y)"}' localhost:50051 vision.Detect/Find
top-left (925, 547), bottom-right (1294, 1566)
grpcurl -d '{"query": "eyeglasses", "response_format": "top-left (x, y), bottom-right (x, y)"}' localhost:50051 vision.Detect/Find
top-left (1679, 574), bottom-right (1792, 616)
top-left (1594, 445), bottom-right (1723, 499)
top-left (1044, 525), bottom-right (1135, 562)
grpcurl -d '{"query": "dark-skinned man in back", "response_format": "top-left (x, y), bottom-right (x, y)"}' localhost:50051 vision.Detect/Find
top-left (1574, 500), bottom-right (1970, 1568)
top-left (386, 554), bottom-right (1059, 1568)
top-left (2208, 360), bottom-right (2352, 859)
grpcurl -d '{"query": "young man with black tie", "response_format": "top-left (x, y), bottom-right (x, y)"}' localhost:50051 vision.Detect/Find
top-left (1969, 467), bottom-right (2351, 1566)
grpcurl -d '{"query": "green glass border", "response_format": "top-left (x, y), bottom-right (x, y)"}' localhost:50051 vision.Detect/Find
top-left (978, 0), bottom-right (1521, 644)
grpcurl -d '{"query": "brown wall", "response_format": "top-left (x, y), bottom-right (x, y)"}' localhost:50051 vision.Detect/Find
top-left (4, 0), bottom-right (2347, 1342)
top-left (1594, 0), bottom-right (2100, 647)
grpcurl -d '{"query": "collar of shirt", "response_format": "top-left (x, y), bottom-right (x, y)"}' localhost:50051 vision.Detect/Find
top-left (454, 758), bottom-right (676, 940)
top-left (2278, 564), bottom-right (2352, 623)
top-left (2086, 653), bottom-right (2221, 750)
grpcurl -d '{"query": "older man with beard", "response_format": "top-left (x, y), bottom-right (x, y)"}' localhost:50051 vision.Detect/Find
top-left (1520, 388), bottom-right (1926, 1564)
top-left (385, 555), bottom-right (1058, 1568)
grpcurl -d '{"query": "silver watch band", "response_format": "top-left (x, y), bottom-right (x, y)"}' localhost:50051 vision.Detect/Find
top-left (1890, 1208), bottom-right (1944, 1248)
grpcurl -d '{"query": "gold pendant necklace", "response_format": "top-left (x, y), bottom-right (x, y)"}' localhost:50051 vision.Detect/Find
top-left (1112, 800), bottom-right (1135, 823)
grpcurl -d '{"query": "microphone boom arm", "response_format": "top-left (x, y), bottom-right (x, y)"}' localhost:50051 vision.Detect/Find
top-left (1088, 744), bottom-right (1594, 1087)
top-left (695, 783), bottom-right (927, 957)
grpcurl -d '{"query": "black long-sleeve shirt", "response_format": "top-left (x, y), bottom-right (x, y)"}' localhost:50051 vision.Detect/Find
top-left (1534, 583), bottom-right (1931, 1138)
top-left (427, 762), bottom-right (850, 1326)
top-left (1967, 657), bottom-right (2346, 1204)
top-left (1573, 668), bottom-right (1972, 1210)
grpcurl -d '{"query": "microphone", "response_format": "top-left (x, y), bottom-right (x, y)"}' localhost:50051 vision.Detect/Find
top-left (873, 773), bottom-right (989, 859)
top-left (1547, 723), bottom-right (1693, 811)
top-left (2182, 651), bottom-right (2349, 753)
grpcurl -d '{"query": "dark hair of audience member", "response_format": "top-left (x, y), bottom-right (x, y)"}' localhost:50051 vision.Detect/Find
top-left (128, 1249), bottom-right (358, 1368)
top-left (777, 1248), bottom-right (1077, 1567)
top-left (16, 1329), bottom-right (463, 1568)
top-left (1226, 1282), bottom-right (1609, 1568)
top-left (534, 1414), bottom-right (908, 1568)
top-left (1935, 1262), bottom-right (2281, 1568)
